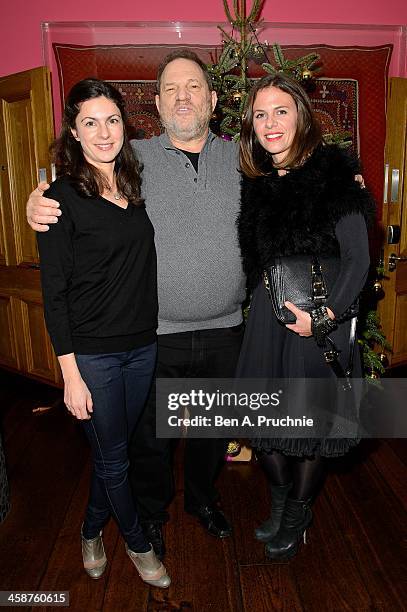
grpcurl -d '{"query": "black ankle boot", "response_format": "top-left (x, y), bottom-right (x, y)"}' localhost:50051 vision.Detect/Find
top-left (254, 483), bottom-right (292, 542)
top-left (264, 497), bottom-right (312, 560)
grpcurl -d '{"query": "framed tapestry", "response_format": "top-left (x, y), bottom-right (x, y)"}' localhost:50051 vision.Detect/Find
top-left (52, 41), bottom-right (392, 218)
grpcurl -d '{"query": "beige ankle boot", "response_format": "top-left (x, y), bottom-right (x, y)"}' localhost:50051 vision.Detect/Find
top-left (126, 544), bottom-right (171, 588)
top-left (81, 529), bottom-right (107, 579)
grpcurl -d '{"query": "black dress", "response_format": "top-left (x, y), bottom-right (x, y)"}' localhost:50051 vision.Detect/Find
top-left (236, 145), bottom-right (375, 457)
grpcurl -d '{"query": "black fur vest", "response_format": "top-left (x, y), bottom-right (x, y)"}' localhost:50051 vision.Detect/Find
top-left (237, 144), bottom-right (376, 290)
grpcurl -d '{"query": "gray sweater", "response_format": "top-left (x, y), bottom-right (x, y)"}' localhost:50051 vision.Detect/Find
top-left (132, 132), bottom-right (246, 335)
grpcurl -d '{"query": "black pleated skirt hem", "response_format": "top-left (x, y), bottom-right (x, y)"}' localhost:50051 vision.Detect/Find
top-left (236, 282), bottom-right (363, 458)
top-left (250, 436), bottom-right (360, 458)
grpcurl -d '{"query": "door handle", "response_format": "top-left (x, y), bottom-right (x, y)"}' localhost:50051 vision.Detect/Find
top-left (390, 169), bottom-right (399, 203)
top-left (388, 252), bottom-right (407, 272)
top-left (383, 163), bottom-right (389, 203)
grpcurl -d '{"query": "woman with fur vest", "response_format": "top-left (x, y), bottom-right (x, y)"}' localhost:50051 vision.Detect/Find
top-left (236, 73), bottom-right (375, 561)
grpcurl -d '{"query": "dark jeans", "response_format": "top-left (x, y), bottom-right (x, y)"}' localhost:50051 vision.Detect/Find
top-left (129, 324), bottom-right (244, 523)
top-left (77, 343), bottom-right (156, 552)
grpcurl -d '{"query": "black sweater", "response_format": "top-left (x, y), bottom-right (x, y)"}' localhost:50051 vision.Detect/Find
top-left (37, 177), bottom-right (157, 356)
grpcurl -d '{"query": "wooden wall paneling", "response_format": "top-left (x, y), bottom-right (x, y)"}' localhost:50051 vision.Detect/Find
top-left (15, 296), bottom-right (58, 383)
top-left (393, 294), bottom-right (407, 360)
top-left (0, 67), bottom-right (54, 266)
top-left (0, 158), bottom-right (8, 266)
top-left (0, 294), bottom-right (19, 369)
top-left (25, 299), bottom-right (59, 382)
top-left (0, 99), bottom-right (16, 266)
top-left (0, 67), bottom-right (56, 384)
top-left (379, 77), bottom-right (407, 366)
top-left (2, 96), bottom-right (38, 265)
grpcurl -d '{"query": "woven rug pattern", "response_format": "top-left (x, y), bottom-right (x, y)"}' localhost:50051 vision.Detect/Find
top-left (53, 42), bottom-right (392, 216)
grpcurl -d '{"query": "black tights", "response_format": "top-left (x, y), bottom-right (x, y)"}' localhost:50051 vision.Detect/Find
top-left (258, 450), bottom-right (325, 501)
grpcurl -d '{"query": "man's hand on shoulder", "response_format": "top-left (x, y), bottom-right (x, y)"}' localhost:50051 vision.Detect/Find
top-left (354, 174), bottom-right (365, 189)
top-left (26, 181), bottom-right (61, 232)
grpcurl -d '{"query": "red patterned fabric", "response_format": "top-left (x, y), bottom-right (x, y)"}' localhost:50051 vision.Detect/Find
top-left (53, 42), bottom-right (392, 218)
top-left (277, 46), bottom-right (392, 215)
top-left (108, 78), bottom-right (360, 153)
top-left (310, 79), bottom-right (359, 152)
top-left (110, 81), bottom-right (162, 139)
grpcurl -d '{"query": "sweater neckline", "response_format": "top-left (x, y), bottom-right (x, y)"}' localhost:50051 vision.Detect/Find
top-left (99, 195), bottom-right (131, 213)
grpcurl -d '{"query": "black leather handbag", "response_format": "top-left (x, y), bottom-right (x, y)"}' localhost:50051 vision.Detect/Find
top-left (263, 255), bottom-right (359, 387)
top-left (263, 255), bottom-right (358, 324)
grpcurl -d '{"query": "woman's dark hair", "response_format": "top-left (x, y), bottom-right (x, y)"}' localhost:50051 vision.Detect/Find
top-left (240, 73), bottom-right (322, 178)
top-left (53, 78), bottom-right (143, 205)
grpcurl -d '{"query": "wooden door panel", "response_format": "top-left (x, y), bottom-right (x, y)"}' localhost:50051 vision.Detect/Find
top-left (379, 77), bottom-right (407, 366)
top-left (0, 100), bottom-right (14, 266)
top-left (0, 295), bottom-right (19, 369)
top-left (0, 67), bottom-right (55, 384)
top-left (393, 295), bottom-right (407, 362)
top-left (2, 98), bottom-right (38, 265)
top-left (0, 67), bottom-right (54, 267)
top-left (0, 190), bottom-right (7, 266)
top-left (16, 298), bottom-right (57, 382)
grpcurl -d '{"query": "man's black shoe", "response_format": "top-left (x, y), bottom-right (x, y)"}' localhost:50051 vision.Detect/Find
top-left (188, 505), bottom-right (232, 538)
top-left (141, 521), bottom-right (165, 560)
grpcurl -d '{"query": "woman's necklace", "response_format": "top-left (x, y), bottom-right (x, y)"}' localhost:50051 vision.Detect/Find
top-left (106, 182), bottom-right (122, 200)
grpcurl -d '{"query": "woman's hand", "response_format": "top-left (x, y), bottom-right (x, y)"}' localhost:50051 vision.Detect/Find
top-left (63, 374), bottom-right (93, 420)
top-left (285, 302), bottom-right (312, 336)
top-left (58, 353), bottom-right (93, 420)
top-left (285, 301), bottom-right (335, 337)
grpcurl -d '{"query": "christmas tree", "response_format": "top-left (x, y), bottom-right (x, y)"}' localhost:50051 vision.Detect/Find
top-left (208, 0), bottom-right (321, 140)
top-left (209, 0), bottom-right (388, 378)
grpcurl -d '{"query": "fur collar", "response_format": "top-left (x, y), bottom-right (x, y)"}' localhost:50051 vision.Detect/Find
top-left (238, 144), bottom-right (376, 289)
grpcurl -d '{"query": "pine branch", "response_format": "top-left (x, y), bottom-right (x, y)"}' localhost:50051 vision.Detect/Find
top-left (273, 44), bottom-right (286, 68)
top-left (323, 131), bottom-right (353, 148)
top-left (296, 53), bottom-right (321, 65)
top-left (221, 106), bottom-right (242, 119)
top-left (262, 62), bottom-right (278, 74)
top-left (248, 0), bottom-right (262, 21)
top-left (223, 0), bottom-right (233, 23)
top-left (223, 74), bottom-right (244, 83)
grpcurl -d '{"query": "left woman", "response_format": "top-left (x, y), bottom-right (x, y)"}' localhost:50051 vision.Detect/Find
top-left (37, 78), bottom-right (170, 588)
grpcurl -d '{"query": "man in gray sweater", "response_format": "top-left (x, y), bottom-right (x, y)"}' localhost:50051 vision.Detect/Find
top-left (26, 50), bottom-right (245, 559)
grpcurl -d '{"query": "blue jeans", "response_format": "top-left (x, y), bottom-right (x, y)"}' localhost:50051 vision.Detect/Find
top-left (76, 343), bottom-right (156, 552)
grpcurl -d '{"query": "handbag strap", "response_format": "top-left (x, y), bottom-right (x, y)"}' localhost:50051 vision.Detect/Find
top-left (323, 315), bottom-right (357, 390)
top-left (312, 256), bottom-right (357, 386)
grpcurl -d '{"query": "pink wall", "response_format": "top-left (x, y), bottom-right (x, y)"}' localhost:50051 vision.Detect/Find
top-left (2, 0), bottom-right (407, 77)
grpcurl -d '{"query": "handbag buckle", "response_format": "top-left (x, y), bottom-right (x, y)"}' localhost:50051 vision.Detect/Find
top-left (312, 280), bottom-right (327, 300)
top-left (324, 349), bottom-right (339, 363)
top-left (311, 261), bottom-right (328, 300)
top-left (263, 270), bottom-right (270, 291)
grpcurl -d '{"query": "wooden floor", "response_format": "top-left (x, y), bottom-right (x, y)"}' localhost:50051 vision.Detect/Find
top-left (0, 370), bottom-right (406, 612)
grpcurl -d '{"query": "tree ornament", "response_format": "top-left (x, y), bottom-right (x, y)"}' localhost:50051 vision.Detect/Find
top-left (301, 68), bottom-right (313, 80)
